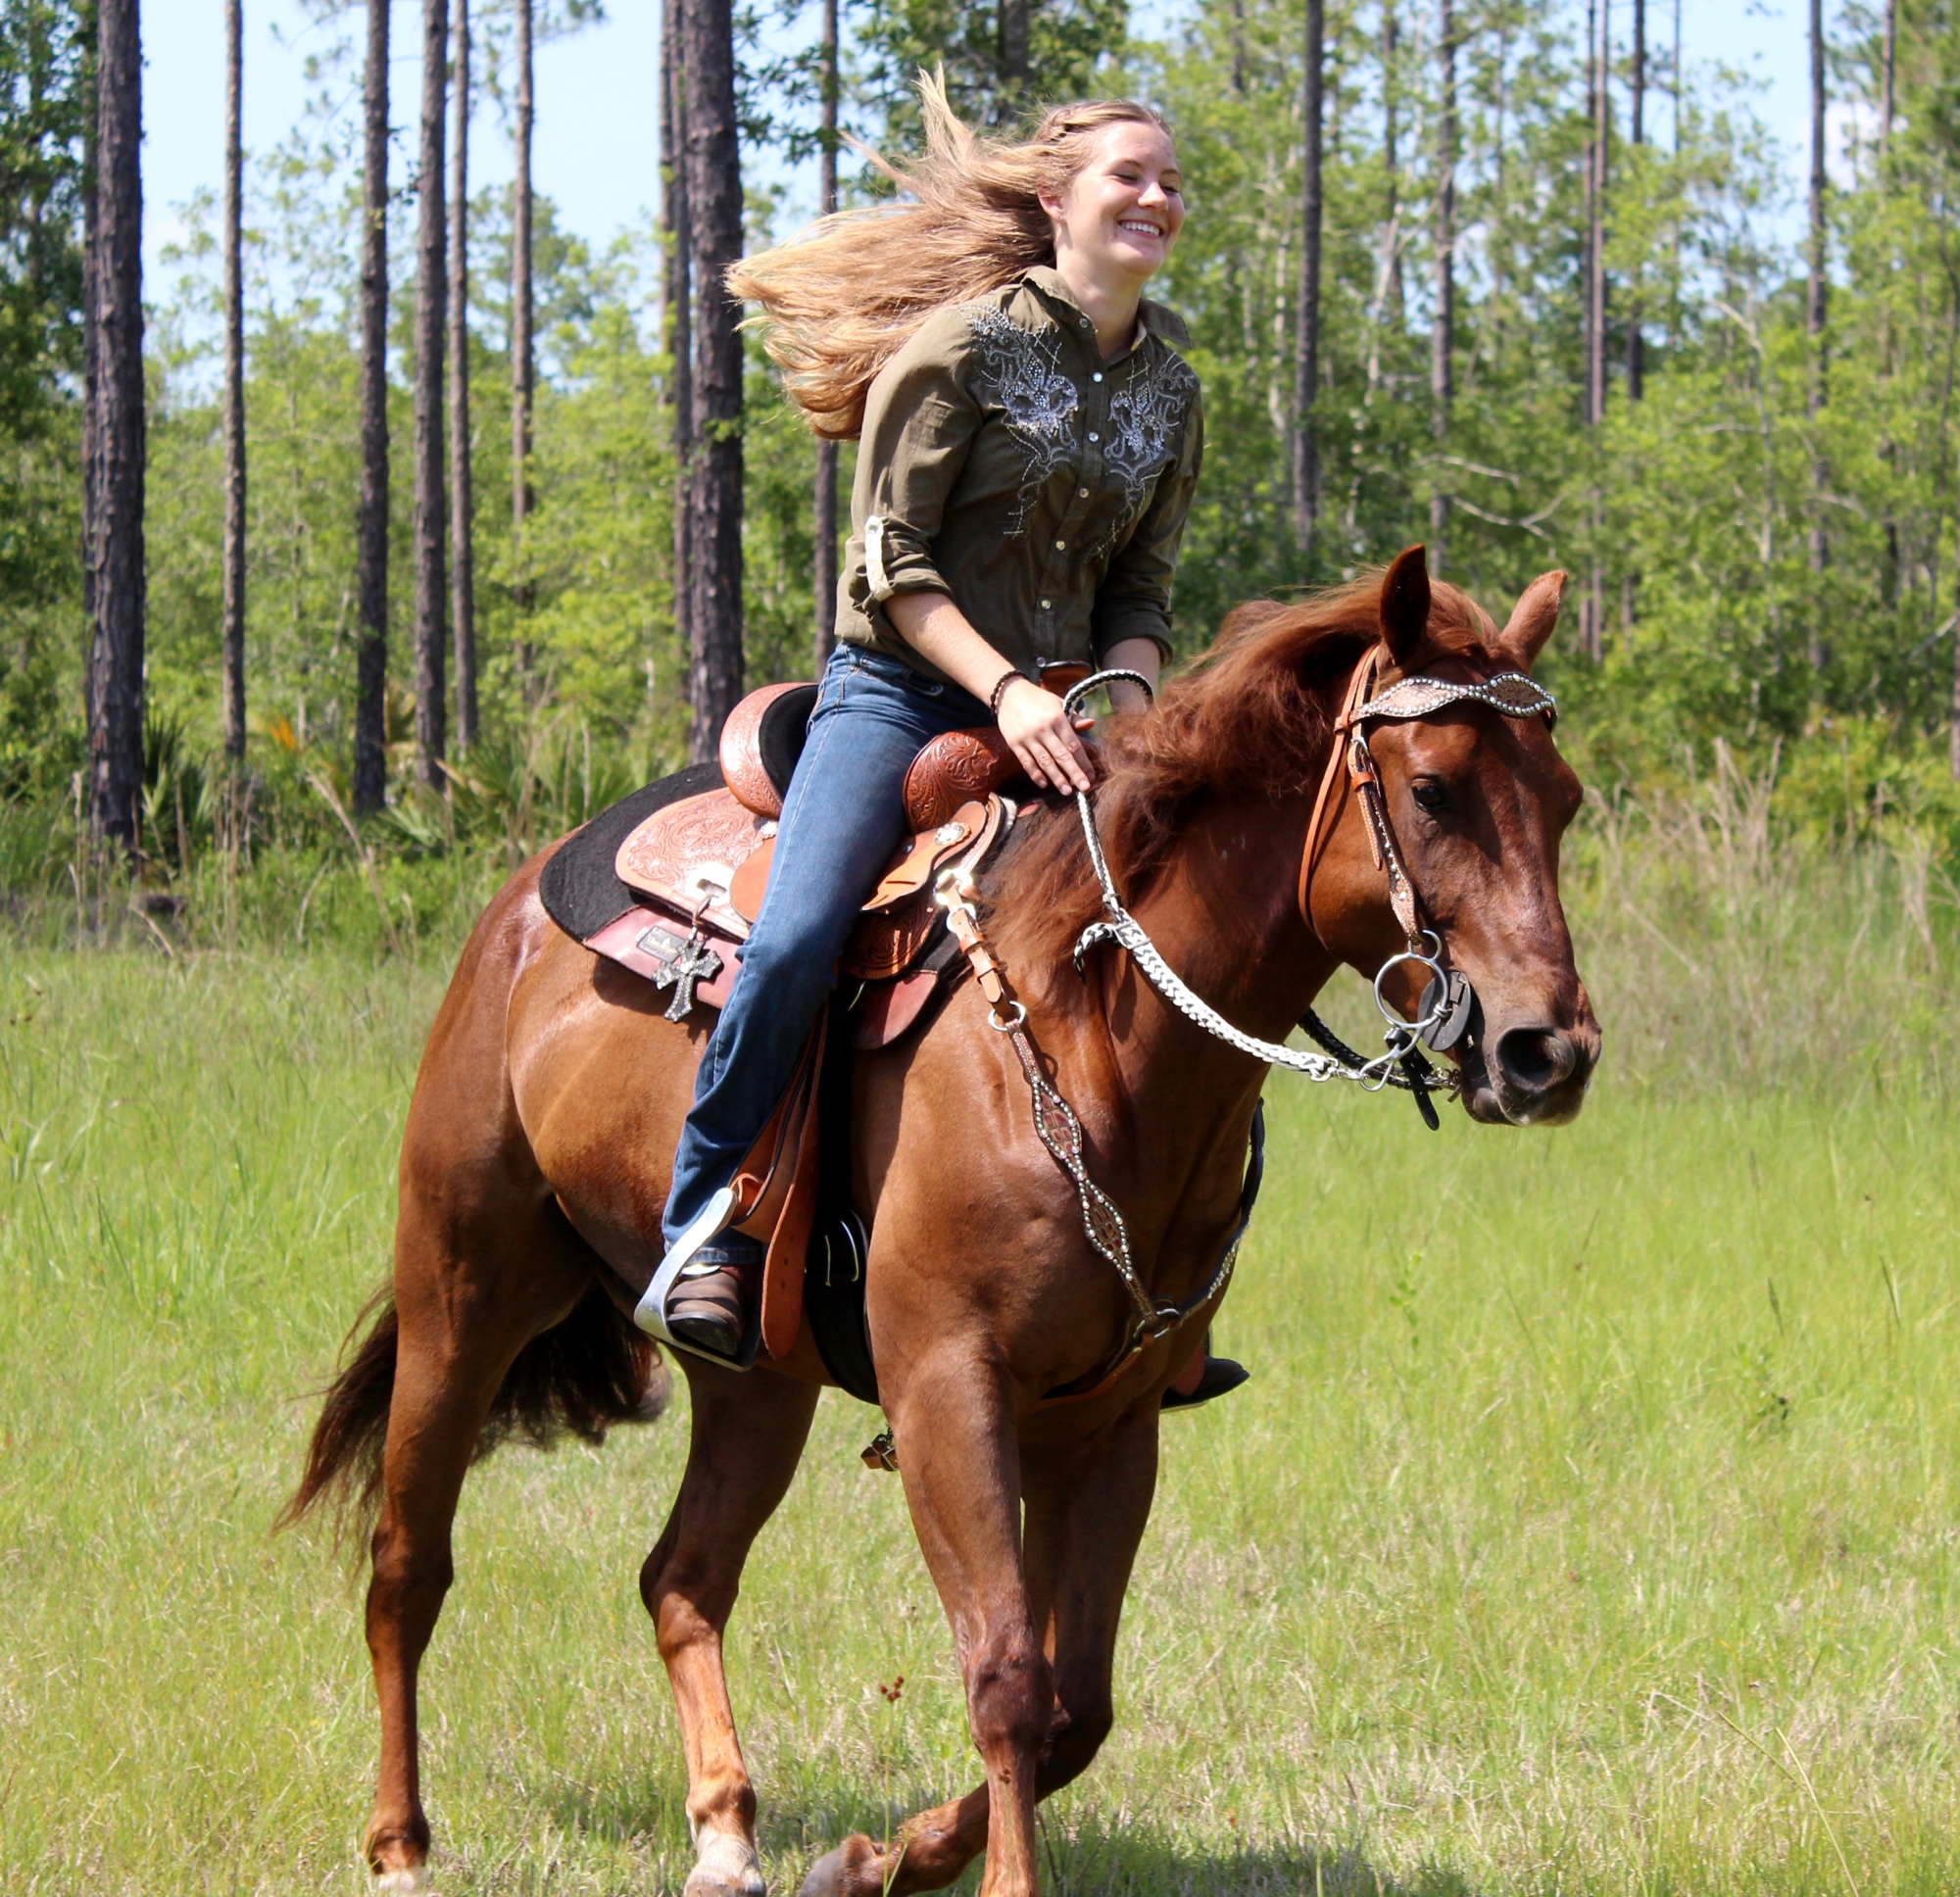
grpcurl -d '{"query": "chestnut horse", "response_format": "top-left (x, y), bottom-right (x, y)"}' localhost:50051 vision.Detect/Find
top-left (286, 548), bottom-right (1599, 1897)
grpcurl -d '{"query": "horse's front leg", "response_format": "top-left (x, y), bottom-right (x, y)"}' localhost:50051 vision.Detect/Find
top-left (799, 1399), bottom-right (1160, 1897)
top-left (643, 1360), bottom-right (821, 1897)
top-left (801, 1341), bottom-right (1047, 1897)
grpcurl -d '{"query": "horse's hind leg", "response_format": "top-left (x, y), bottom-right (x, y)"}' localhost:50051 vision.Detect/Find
top-left (365, 1190), bottom-right (591, 1890)
top-left (643, 1362), bottom-right (821, 1897)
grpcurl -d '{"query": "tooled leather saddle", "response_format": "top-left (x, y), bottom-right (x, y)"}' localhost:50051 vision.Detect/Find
top-left (543, 669), bottom-right (1080, 1053)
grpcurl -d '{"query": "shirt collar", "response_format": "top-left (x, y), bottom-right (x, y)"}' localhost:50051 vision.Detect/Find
top-left (1020, 265), bottom-right (1192, 357)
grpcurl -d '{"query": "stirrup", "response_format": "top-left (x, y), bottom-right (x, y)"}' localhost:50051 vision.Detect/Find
top-left (634, 1187), bottom-right (760, 1370)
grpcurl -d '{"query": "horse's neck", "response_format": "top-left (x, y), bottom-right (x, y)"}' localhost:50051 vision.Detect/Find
top-left (1099, 789), bottom-right (1337, 1080)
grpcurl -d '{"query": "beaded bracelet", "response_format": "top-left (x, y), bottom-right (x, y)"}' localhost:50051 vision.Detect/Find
top-left (989, 669), bottom-right (1023, 718)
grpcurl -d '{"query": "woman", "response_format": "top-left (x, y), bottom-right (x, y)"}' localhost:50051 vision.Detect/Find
top-left (644, 77), bottom-right (1203, 1368)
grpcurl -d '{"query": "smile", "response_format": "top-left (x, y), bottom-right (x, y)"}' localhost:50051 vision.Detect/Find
top-left (1117, 219), bottom-right (1164, 237)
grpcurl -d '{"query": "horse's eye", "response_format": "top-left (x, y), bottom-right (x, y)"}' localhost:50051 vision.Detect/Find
top-left (1410, 778), bottom-right (1450, 814)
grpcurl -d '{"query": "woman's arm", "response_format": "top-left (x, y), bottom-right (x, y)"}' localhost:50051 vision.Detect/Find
top-left (886, 592), bottom-right (1097, 794)
top-left (1098, 637), bottom-right (1160, 713)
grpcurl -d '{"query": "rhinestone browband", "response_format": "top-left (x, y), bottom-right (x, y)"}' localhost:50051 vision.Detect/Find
top-left (1344, 670), bottom-right (1557, 728)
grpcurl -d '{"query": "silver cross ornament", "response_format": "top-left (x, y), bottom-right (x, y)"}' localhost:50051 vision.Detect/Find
top-left (640, 923), bottom-right (724, 1022)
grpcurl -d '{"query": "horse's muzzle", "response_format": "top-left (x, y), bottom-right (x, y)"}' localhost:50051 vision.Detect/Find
top-left (1457, 1010), bottom-right (1599, 1127)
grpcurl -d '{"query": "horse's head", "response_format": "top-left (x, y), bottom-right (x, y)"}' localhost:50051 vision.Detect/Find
top-left (1307, 546), bottom-right (1600, 1127)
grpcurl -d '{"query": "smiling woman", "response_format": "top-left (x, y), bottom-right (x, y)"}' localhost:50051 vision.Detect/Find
top-left (622, 76), bottom-right (1209, 1371)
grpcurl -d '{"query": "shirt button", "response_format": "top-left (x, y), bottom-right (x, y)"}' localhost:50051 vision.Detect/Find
top-left (1080, 316), bottom-right (1091, 327)
top-left (1054, 538), bottom-right (1066, 550)
top-left (1092, 371), bottom-right (1103, 383)
top-left (1040, 598), bottom-right (1053, 610)
top-left (1078, 486), bottom-right (1090, 497)
top-left (1088, 431), bottom-right (1100, 443)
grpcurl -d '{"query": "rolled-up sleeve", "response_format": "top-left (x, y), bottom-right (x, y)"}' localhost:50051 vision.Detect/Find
top-left (1091, 379), bottom-right (1203, 663)
top-left (854, 321), bottom-right (983, 607)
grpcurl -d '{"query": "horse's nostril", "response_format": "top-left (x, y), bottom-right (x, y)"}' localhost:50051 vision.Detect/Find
top-left (1493, 1025), bottom-right (1576, 1094)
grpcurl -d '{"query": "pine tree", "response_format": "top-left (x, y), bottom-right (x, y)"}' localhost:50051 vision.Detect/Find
top-left (87, 0), bottom-right (144, 852)
top-left (449, 0), bottom-right (476, 751)
top-left (352, 0), bottom-right (390, 815)
top-left (220, 0), bottom-right (245, 760)
top-left (812, 0), bottom-right (839, 668)
top-left (682, 0), bottom-right (743, 758)
top-left (413, 0), bottom-right (448, 787)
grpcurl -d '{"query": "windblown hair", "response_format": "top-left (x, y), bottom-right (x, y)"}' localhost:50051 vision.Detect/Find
top-left (986, 574), bottom-right (1494, 979)
top-left (727, 73), bottom-right (1172, 441)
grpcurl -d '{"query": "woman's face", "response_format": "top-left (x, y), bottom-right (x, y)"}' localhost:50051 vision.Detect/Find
top-left (1043, 122), bottom-right (1185, 290)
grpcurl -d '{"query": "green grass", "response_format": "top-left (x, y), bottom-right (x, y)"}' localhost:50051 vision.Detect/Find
top-left (3, 909), bottom-right (1960, 1895)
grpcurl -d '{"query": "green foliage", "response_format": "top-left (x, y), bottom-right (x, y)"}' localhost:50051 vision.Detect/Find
top-left (7, 0), bottom-right (1960, 895)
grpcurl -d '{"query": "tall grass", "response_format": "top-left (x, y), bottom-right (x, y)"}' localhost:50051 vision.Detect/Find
top-left (2, 779), bottom-right (1957, 1894)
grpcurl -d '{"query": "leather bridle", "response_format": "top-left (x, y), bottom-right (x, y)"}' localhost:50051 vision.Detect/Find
top-left (1298, 645), bottom-right (1559, 957)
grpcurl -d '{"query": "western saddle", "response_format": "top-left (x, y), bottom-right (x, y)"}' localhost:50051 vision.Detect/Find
top-left (588, 666), bottom-right (1084, 1049)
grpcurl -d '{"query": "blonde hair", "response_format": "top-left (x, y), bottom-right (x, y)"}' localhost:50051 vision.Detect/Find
top-left (726, 73), bottom-right (1173, 441)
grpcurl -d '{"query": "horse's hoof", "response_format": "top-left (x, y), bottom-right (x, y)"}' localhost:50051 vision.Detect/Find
top-left (797, 1833), bottom-right (879, 1897)
top-left (686, 1829), bottom-right (765, 1897)
top-left (373, 1871), bottom-right (434, 1897)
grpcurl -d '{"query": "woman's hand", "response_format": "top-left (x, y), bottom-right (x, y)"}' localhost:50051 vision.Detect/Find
top-left (997, 676), bottom-right (1096, 794)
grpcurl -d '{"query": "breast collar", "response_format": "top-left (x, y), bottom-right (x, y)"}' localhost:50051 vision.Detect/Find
top-left (1297, 647), bottom-right (1559, 956)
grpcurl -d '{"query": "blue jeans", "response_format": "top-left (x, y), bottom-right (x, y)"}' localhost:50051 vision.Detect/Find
top-left (662, 646), bottom-right (993, 1246)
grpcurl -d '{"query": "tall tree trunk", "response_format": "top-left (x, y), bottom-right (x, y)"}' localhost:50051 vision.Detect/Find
top-left (662, 0), bottom-right (693, 691)
top-left (1430, 0), bottom-right (1455, 569)
top-left (1625, 0), bottom-right (1643, 403)
top-left (1382, 3), bottom-right (1402, 323)
top-left (89, 0), bottom-right (144, 853)
top-left (511, 0), bottom-right (534, 673)
top-left (1882, 0), bottom-right (1895, 168)
top-left (81, 73), bottom-right (98, 749)
top-left (683, 0), bottom-right (744, 760)
top-left (450, 0), bottom-right (476, 750)
top-left (812, 0), bottom-right (839, 669)
top-left (221, 0), bottom-right (246, 761)
top-left (353, 0), bottom-right (390, 816)
top-left (1582, 0), bottom-right (1607, 660)
top-left (1621, 0), bottom-right (1643, 631)
top-left (413, 0), bottom-right (448, 788)
top-left (1806, 0), bottom-right (1830, 643)
top-left (1293, 0), bottom-right (1324, 554)
top-left (1000, 0), bottom-right (1029, 112)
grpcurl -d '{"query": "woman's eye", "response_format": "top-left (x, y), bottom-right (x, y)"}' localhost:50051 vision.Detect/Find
top-left (1410, 779), bottom-right (1450, 814)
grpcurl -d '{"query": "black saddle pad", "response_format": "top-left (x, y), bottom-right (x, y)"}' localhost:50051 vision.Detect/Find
top-left (538, 760), bottom-right (723, 943)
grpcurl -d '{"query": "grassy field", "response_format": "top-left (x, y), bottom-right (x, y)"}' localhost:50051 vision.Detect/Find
top-left (4, 821), bottom-right (1960, 1895)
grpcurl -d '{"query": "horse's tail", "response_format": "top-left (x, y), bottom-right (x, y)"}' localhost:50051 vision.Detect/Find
top-left (277, 1284), bottom-right (665, 1538)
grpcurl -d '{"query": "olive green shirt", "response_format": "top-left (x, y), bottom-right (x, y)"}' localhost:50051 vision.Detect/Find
top-left (836, 265), bottom-right (1203, 687)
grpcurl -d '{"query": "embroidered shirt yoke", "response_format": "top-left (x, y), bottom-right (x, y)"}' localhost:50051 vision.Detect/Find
top-left (838, 265), bottom-right (1203, 686)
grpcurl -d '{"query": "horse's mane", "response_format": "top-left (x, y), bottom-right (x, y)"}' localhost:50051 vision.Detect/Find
top-left (984, 573), bottom-right (1495, 981)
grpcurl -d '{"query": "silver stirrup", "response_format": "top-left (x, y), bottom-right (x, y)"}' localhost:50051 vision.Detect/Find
top-left (634, 1186), bottom-right (757, 1368)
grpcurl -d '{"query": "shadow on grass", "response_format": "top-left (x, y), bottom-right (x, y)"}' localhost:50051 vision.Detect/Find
top-left (542, 1774), bottom-right (1487, 1897)
top-left (1035, 1827), bottom-right (1485, 1897)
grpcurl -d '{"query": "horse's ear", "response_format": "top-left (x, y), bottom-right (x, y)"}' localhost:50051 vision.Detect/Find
top-left (1496, 569), bottom-right (1567, 672)
top-left (1378, 545), bottom-right (1431, 667)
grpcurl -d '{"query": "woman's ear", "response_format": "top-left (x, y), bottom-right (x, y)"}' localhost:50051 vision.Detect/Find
top-left (1378, 545), bottom-right (1431, 669)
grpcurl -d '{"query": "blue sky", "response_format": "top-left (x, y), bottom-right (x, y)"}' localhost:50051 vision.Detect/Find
top-left (138, 0), bottom-right (1816, 289)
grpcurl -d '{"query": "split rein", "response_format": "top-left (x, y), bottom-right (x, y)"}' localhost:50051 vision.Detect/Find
top-left (933, 655), bottom-right (1557, 1404)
